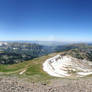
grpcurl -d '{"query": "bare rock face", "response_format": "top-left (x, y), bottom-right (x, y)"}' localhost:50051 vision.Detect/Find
top-left (43, 55), bottom-right (92, 77)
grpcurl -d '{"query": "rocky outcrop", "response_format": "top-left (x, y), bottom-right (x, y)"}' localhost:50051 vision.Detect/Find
top-left (43, 55), bottom-right (92, 77)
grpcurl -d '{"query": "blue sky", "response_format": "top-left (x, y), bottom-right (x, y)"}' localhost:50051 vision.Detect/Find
top-left (0, 0), bottom-right (92, 42)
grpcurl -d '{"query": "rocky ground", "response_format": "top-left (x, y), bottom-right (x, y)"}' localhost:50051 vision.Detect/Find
top-left (0, 76), bottom-right (92, 92)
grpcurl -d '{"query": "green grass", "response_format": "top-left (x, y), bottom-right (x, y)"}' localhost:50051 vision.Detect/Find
top-left (0, 52), bottom-right (59, 82)
top-left (0, 62), bottom-right (28, 72)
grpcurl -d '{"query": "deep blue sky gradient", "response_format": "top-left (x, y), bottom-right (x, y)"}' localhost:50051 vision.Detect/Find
top-left (0, 0), bottom-right (92, 42)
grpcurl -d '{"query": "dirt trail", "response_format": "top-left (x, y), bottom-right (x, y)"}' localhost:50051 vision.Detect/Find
top-left (19, 69), bottom-right (26, 75)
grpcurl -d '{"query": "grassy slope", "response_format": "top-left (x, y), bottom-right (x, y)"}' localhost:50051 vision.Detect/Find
top-left (0, 51), bottom-right (92, 82)
top-left (0, 52), bottom-right (60, 82)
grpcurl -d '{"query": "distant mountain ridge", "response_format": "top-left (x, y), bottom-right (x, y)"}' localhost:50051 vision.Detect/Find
top-left (0, 40), bottom-right (70, 46)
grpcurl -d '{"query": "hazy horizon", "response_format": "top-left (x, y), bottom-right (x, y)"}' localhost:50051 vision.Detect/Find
top-left (0, 40), bottom-right (92, 43)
